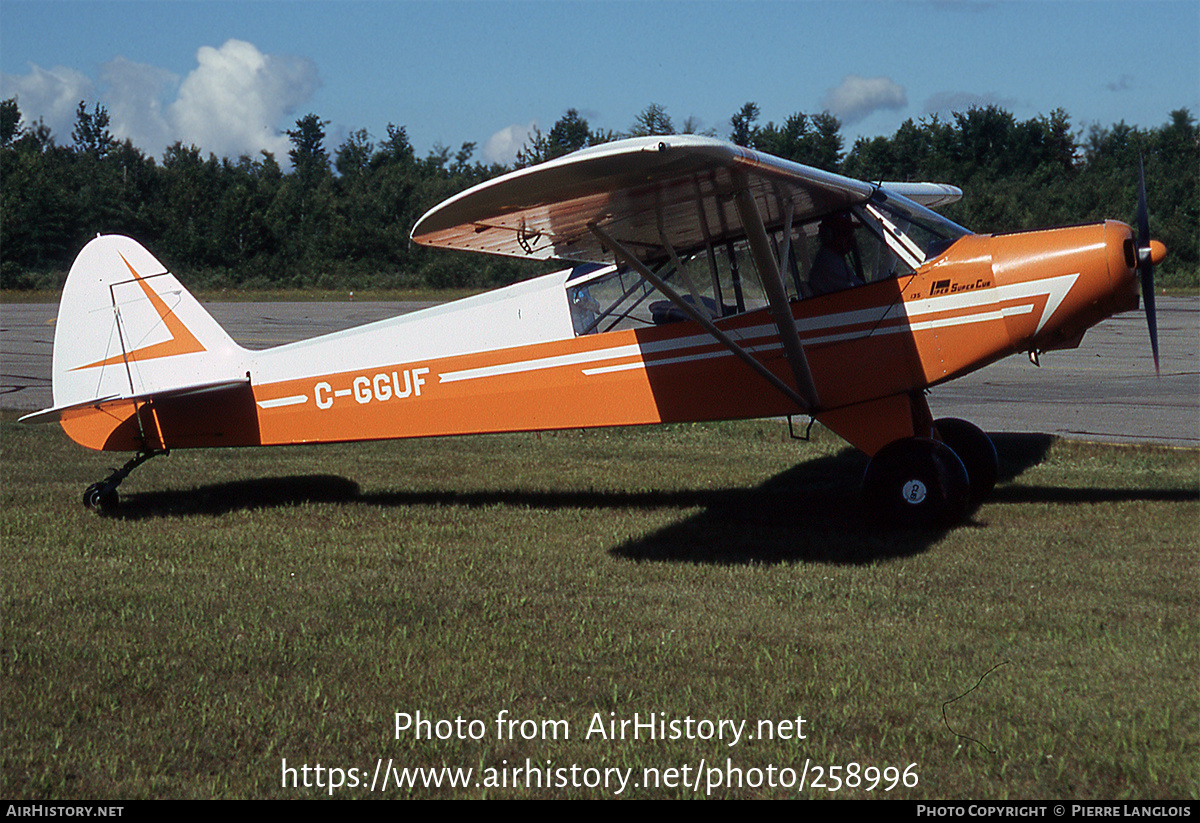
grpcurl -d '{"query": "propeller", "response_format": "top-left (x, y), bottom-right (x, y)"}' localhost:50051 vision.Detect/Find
top-left (1136, 155), bottom-right (1161, 375)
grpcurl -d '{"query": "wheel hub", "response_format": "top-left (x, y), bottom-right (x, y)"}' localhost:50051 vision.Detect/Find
top-left (902, 479), bottom-right (927, 504)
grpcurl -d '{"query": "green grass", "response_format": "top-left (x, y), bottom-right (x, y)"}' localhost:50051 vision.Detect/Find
top-left (1, 415), bottom-right (1196, 799)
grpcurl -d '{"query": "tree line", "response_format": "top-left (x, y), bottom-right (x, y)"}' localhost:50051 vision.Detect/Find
top-left (1, 98), bottom-right (1195, 291)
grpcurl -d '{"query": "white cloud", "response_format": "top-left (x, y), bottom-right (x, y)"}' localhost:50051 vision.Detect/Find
top-left (0, 39), bottom-right (319, 164)
top-left (0, 63), bottom-right (94, 141)
top-left (483, 120), bottom-right (538, 165)
top-left (171, 40), bottom-right (320, 162)
top-left (820, 75), bottom-right (907, 127)
top-left (100, 57), bottom-right (177, 154)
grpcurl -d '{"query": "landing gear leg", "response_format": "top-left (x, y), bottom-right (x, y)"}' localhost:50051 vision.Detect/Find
top-left (861, 437), bottom-right (970, 528)
top-left (83, 449), bottom-right (168, 511)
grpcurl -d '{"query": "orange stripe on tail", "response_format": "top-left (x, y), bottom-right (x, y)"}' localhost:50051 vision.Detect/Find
top-left (71, 253), bottom-right (207, 371)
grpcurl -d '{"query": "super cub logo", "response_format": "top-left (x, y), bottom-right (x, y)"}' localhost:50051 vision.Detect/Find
top-left (929, 278), bottom-right (991, 296)
top-left (314, 368), bottom-right (430, 410)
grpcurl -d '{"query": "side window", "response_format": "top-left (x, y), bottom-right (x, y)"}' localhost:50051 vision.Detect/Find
top-left (566, 195), bottom-right (964, 335)
top-left (566, 243), bottom-right (777, 335)
top-left (567, 265), bottom-right (658, 335)
top-left (797, 208), bottom-right (914, 297)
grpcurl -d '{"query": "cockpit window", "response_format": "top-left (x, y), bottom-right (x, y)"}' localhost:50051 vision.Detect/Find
top-left (565, 193), bottom-right (972, 335)
top-left (799, 196), bottom-right (970, 295)
top-left (798, 206), bottom-right (920, 294)
top-left (567, 264), bottom-right (656, 335)
top-left (566, 243), bottom-right (778, 335)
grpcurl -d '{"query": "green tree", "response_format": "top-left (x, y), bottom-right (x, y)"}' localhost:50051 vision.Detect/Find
top-left (753, 111), bottom-right (844, 170)
top-left (514, 127), bottom-right (550, 168)
top-left (730, 102), bottom-right (760, 147)
top-left (951, 105), bottom-right (1018, 176)
top-left (157, 142), bottom-right (221, 265)
top-left (1, 109), bottom-right (76, 282)
top-left (1, 97), bottom-right (19, 147)
top-left (373, 124), bottom-right (415, 169)
top-left (629, 103), bottom-right (674, 137)
top-left (335, 128), bottom-right (374, 179)
top-left (516, 110), bottom-right (608, 168)
top-left (287, 113), bottom-right (330, 186)
top-left (1, 99), bottom-right (1193, 292)
top-left (71, 101), bottom-right (114, 159)
top-left (548, 109), bottom-right (592, 156)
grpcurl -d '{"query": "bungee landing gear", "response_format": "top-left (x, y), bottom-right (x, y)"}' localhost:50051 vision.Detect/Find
top-left (82, 449), bottom-right (168, 512)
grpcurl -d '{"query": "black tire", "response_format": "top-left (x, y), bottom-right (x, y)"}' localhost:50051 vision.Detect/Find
top-left (83, 482), bottom-right (118, 511)
top-left (862, 437), bottom-right (970, 528)
top-left (934, 417), bottom-right (998, 507)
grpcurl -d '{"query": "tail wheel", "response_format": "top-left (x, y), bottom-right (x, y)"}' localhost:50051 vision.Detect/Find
top-left (83, 482), bottom-right (119, 511)
top-left (933, 417), bottom-right (998, 507)
top-left (862, 437), bottom-right (970, 528)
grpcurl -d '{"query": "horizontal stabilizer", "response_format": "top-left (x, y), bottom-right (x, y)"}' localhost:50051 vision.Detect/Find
top-left (19, 378), bottom-right (251, 425)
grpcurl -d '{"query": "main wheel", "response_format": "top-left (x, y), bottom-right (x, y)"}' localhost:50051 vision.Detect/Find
top-left (83, 482), bottom-right (118, 511)
top-left (862, 437), bottom-right (970, 528)
top-left (934, 418), bottom-right (998, 508)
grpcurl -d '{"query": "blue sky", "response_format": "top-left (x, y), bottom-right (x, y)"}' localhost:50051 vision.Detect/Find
top-left (2, 0), bottom-right (1197, 167)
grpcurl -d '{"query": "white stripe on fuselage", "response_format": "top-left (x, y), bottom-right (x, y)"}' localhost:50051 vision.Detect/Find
top-left (245, 273), bottom-right (1080, 398)
top-left (433, 273), bottom-right (1079, 386)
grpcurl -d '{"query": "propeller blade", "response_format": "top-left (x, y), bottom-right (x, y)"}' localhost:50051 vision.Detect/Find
top-left (1137, 156), bottom-right (1150, 248)
top-left (1137, 155), bottom-right (1160, 375)
top-left (1142, 266), bottom-right (1160, 375)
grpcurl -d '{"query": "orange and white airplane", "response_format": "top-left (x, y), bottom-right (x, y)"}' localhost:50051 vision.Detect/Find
top-left (21, 136), bottom-right (1166, 526)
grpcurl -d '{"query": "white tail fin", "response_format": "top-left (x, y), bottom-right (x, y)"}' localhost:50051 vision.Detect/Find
top-left (51, 235), bottom-right (245, 409)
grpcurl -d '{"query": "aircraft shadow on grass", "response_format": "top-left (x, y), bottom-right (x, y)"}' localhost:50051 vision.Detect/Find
top-left (610, 434), bottom-right (1063, 566)
top-left (110, 433), bottom-right (1195, 565)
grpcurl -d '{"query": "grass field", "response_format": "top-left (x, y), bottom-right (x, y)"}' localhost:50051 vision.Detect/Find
top-left (1, 413), bottom-right (1196, 799)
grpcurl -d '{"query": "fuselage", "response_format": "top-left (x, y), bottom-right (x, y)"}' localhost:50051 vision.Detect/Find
top-left (58, 220), bottom-right (1140, 457)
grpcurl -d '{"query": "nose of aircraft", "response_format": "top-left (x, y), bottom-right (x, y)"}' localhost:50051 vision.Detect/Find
top-left (1105, 220), bottom-right (1141, 311)
top-left (1145, 239), bottom-right (1168, 266)
top-left (990, 218), bottom-right (1169, 360)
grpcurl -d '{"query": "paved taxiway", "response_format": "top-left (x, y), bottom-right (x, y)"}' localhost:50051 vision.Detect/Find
top-left (2, 297), bottom-right (1196, 448)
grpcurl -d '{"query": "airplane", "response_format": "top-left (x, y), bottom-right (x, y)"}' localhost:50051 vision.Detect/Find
top-left (19, 135), bottom-right (1167, 527)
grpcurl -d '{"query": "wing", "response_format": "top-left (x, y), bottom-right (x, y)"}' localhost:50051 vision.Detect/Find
top-left (411, 135), bottom-right (888, 264)
top-left (878, 181), bottom-right (963, 209)
top-left (411, 136), bottom-right (964, 414)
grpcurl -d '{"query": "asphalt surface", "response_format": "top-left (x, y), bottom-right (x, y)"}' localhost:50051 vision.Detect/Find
top-left (2, 297), bottom-right (1196, 448)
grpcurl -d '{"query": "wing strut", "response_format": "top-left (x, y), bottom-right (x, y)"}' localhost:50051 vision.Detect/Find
top-left (587, 222), bottom-right (813, 413)
top-left (693, 176), bottom-right (724, 307)
top-left (731, 174), bottom-right (821, 409)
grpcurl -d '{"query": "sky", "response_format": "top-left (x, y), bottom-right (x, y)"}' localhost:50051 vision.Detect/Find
top-left (1, 0), bottom-right (1197, 169)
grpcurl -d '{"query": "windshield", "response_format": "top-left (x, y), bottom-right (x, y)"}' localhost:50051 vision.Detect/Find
top-left (869, 191), bottom-right (971, 260)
